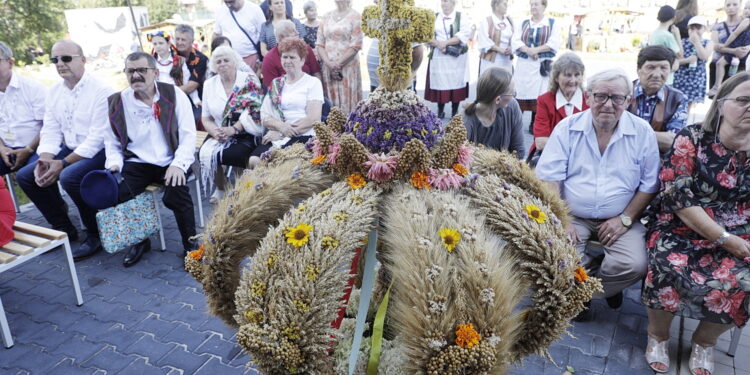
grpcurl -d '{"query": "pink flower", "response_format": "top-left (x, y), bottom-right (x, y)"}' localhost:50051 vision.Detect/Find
top-left (327, 142), bottom-right (341, 166)
top-left (720, 257), bottom-right (736, 270)
top-left (698, 254), bottom-right (713, 268)
top-left (717, 171), bottom-right (737, 189)
top-left (712, 266), bottom-right (735, 283)
top-left (729, 291), bottom-right (748, 325)
top-left (456, 143), bottom-right (474, 167)
top-left (657, 287), bottom-right (680, 312)
top-left (311, 139), bottom-right (323, 156)
top-left (691, 271), bottom-right (707, 285)
top-left (646, 268), bottom-right (654, 287)
top-left (673, 135), bottom-right (696, 158)
top-left (656, 212), bottom-right (674, 223)
top-left (712, 142), bottom-right (727, 157)
top-left (666, 252), bottom-right (689, 268)
top-left (705, 289), bottom-right (732, 314)
top-left (428, 168), bottom-right (464, 190)
top-left (363, 153), bottom-right (398, 183)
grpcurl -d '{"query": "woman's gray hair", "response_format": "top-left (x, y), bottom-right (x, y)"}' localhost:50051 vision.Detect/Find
top-left (586, 68), bottom-right (632, 95)
top-left (0, 41), bottom-right (13, 60)
top-left (274, 19), bottom-right (297, 41)
top-left (548, 52), bottom-right (586, 92)
top-left (703, 71), bottom-right (750, 132)
top-left (303, 1), bottom-right (316, 13)
top-left (209, 45), bottom-right (242, 73)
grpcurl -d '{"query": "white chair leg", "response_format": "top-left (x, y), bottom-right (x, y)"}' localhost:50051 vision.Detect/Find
top-left (195, 176), bottom-right (204, 228)
top-left (728, 327), bottom-right (742, 357)
top-left (0, 295), bottom-right (13, 348)
top-left (5, 174), bottom-right (19, 213)
top-left (152, 190), bottom-right (166, 251)
top-left (61, 238), bottom-right (84, 306)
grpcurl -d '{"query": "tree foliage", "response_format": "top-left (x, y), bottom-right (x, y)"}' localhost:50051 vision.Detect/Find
top-left (73, 0), bottom-right (181, 25)
top-left (0, 0), bottom-right (71, 64)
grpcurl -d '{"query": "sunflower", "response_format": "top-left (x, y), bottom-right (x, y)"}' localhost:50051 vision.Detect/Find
top-left (410, 171), bottom-right (431, 189)
top-left (455, 323), bottom-right (481, 348)
top-left (525, 204), bottom-right (548, 224)
top-left (347, 173), bottom-right (367, 189)
top-left (285, 223), bottom-right (313, 248)
top-left (438, 228), bottom-right (461, 252)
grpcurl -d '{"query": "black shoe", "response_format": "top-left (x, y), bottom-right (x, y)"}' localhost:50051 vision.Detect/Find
top-left (123, 238), bottom-right (151, 267)
top-left (606, 292), bottom-right (624, 309)
top-left (573, 301), bottom-right (593, 322)
top-left (438, 111), bottom-right (445, 119)
top-left (73, 236), bottom-right (102, 261)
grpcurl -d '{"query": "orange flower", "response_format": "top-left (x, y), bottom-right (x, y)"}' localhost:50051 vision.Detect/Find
top-left (347, 173), bottom-right (367, 189)
top-left (455, 323), bottom-right (481, 348)
top-left (188, 244), bottom-right (204, 260)
top-left (410, 171), bottom-right (431, 189)
top-left (574, 266), bottom-right (588, 283)
top-left (452, 163), bottom-right (468, 176)
top-left (310, 155), bottom-right (326, 165)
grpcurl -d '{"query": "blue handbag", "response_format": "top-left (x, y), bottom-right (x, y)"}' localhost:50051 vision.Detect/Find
top-left (95, 192), bottom-right (159, 254)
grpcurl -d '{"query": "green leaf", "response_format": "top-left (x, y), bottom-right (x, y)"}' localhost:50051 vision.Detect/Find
top-left (566, 365), bottom-right (576, 373)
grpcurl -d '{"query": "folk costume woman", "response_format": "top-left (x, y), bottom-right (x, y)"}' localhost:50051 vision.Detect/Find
top-left (148, 31), bottom-right (201, 106)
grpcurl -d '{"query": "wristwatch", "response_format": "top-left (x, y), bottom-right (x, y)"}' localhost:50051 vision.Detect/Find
top-left (712, 231), bottom-right (731, 246)
top-left (619, 214), bottom-right (632, 229)
top-left (61, 159), bottom-right (71, 169)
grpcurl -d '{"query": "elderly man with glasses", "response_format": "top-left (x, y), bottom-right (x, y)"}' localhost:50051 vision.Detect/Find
top-left (17, 40), bottom-right (115, 259)
top-left (535, 68), bottom-right (661, 321)
top-left (103, 52), bottom-right (197, 267)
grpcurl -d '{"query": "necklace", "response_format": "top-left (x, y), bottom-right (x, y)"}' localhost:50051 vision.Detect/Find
top-left (157, 57), bottom-right (172, 66)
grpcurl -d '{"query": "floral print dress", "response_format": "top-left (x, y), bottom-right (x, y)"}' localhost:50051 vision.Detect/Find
top-left (317, 8), bottom-right (363, 114)
top-left (642, 125), bottom-right (750, 327)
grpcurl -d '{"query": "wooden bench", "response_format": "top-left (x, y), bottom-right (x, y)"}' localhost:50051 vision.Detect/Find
top-left (0, 221), bottom-right (83, 348)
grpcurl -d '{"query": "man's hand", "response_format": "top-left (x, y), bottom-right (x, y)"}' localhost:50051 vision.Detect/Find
top-left (34, 159), bottom-right (64, 188)
top-left (597, 217), bottom-right (629, 247)
top-left (0, 145), bottom-right (13, 167)
top-left (9, 148), bottom-right (33, 170)
top-left (164, 166), bottom-right (186, 187)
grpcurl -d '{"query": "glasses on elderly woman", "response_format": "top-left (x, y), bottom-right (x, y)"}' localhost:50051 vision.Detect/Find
top-left (591, 93), bottom-right (628, 105)
top-left (722, 96), bottom-right (750, 108)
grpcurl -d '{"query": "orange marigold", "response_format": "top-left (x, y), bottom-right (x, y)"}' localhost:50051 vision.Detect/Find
top-left (574, 266), bottom-right (589, 283)
top-left (410, 171), bottom-right (431, 189)
top-left (347, 173), bottom-right (367, 189)
top-left (455, 323), bottom-right (481, 348)
top-left (310, 155), bottom-right (326, 165)
top-left (452, 163), bottom-right (468, 176)
top-left (188, 244), bottom-right (204, 260)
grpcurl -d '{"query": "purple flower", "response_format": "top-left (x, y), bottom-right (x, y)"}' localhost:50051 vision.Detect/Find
top-left (260, 150), bottom-right (273, 161)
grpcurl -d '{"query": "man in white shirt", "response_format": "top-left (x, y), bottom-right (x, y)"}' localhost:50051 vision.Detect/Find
top-left (105, 52), bottom-right (197, 267)
top-left (535, 69), bottom-right (661, 321)
top-left (213, 0), bottom-right (266, 70)
top-left (17, 40), bottom-right (114, 258)
top-left (0, 41), bottom-right (46, 176)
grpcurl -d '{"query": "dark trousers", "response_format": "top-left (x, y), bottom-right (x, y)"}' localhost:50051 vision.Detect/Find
top-left (216, 135), bottom-right (260, 168)
top-left (16, 146), bottom-right (105, 235)
top-left (119, 161), bottom-right (196, 251)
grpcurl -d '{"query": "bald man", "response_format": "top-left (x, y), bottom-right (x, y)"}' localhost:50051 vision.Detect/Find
top-left (17, 40), bottom-right (115, 260)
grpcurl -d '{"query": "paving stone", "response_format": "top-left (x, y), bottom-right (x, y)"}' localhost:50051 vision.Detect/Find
top-left (567, 347), bottom-right (606, 373)
top-left (83, 277), bottom-right (130, 300)
top-left (109, 287), bottom-right (151, 307)
top-left (116, 356), bottom-right (171, 375)
top-left (81, 345), bottom-right (135, 374)
top-left (194, 334), bottom-right (243, 364)
top-left (141, 295), bottom-right (185, 316)
top-left (139, 278), bottom-right (186, 301)
top-left (0, 342), bottom-right (42, 370)
top-left (195, 315), bottom-right (237, 340)
top-left (157, 345), bottom-right (212, 374)
top-left (169, 304), bottom-right (212, 329)
top-left (47, 358), bottom-right (98, 375)
top-left (42, 305), bottom-right (89, 331)
top-left (19, 320), bottom-right (76, 351)
top-left (88, 323), bottom-right (144, 350)
top-left (11, 344), bottom-right (66, 374)
top-left (131, 313), bottom-right (182, 337)
top-left (66, 315), bottom-right (115, 338)
top-left (121, 333), bottom-right (177, 361)
top-left (174, 286), bottom-right (208, 307)
top-left (53, 334), bottom-right (105, 365)
top-left (193, 356), bottom-right (245, 374)
top-left (161, 322), bottom-right (212, 352)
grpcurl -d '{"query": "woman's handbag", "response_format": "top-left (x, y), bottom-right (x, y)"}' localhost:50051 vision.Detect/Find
top-left (96, 191), bottom-right (160, 254)
top-left (445, 42), bottom-right (468, 57)
top-left (539, 59), bottom-right (553, 77)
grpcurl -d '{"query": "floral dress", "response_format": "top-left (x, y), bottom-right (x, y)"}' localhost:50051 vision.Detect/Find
top-left (673, 39), bottom-right (709, 104)
top-left (642, 125), bottom-right (750, 327)
top-left (317, 9), bottom-right (363, 114)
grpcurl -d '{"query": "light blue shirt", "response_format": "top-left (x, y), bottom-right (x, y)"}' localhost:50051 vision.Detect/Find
top-left (535, 109), bottom-right (660, 219)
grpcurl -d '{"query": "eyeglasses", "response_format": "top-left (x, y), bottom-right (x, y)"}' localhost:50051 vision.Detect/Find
top-left (500, 92), bottom-right (516, 98)
top-left (50, 55), bottom-right (81, 64)
top-left (722, 96), bottom-right (750, 107)
top-left (591, 93), bottom-right (628, 105)
top-left (123, 67), bottom-right (154, 75)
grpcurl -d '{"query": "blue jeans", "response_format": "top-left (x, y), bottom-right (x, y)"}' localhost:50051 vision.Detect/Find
top-left (17, 146), bottom-right (106, 235)
top-left (0, 147), bottom-right (39, 175)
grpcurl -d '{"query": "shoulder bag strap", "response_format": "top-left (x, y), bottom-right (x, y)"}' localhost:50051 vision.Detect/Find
top-left (229, 10), bottom-right (261, 55)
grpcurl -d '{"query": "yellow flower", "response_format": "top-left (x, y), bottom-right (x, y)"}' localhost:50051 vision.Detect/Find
top-left (251, 280), bottom-right (266, 297)
top-left (438, 228), bottom-right (461, 252)
top-left (347, 173), bottom-right (367, 189)
top-left (305, 264), bottom-right (320, 281)
top-left (244, 310), bottom-right (264, 324)
top-left (321, 236), bottom-right (339, 250)
top-left (366, 126), bottom-right (374, 136)
top-left (574, 266), bottom-right (589, 283)
top-left (296, 204), bottom-right (307, 213)
top-left (265, 253), bottom-right (278, 269)
top-left (310, 155), bottom-right (326, 165)
top-left (282, 326), bottom-right (301, 340)
top-left (243, 180), bottom-right (255, 190)
top-left (383, 130), bottom-right (392, 140)
top-left (285, 223), bottom-right (313, 248)
top-left (410, 171), bottom-right (430, 189)
top-left (452, 163), bottom-right (468, 176)
top-left (320, 189), bottom-right (332, 196)
top-left (188, 244), bottom-right (204, 260)
top-left (294, 299), bottom-right (310, 313)
top-left (351, 195), bottom-right (364, 205)
top-left (455, 323), bottom-right (481, 348)
top-left (525, 204), bottom-right (548, 224)
top-left (333, 212), bottom-right (349, 222)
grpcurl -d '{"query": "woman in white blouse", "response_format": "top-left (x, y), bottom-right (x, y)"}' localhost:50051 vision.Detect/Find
top-left (477, 0), bottom-right (514, 75)
top-left (251, 37), bottom-right (323, 164)
top-left (198, 46), bottom-right (263, 202)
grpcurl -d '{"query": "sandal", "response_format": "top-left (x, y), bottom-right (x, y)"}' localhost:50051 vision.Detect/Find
top-left (645, 335), bottom-right (670, 373)
top-left (209, 189), bottom-right (225, 204)
top-left (689, 342), bottom-right (714, 375)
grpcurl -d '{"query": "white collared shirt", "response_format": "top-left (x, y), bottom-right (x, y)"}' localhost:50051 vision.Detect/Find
top-left (535, 109), bottom-right (660, 219)
top-left (104, 83), bottom-right (196, 173)
top-left (214, 3), bottom-right (266, 57)
top-left (37, 72), bottom-right (115, 158)
top-left (0, 72), bottom-right (47, 148)
top-left (555, 89), bottom-right (584, 117)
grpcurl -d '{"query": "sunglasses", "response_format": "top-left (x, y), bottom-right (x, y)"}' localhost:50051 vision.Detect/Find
top-left (123, 67), bottom-right (154, 75)
top-left (51, 55), bottom-right (81, 64)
